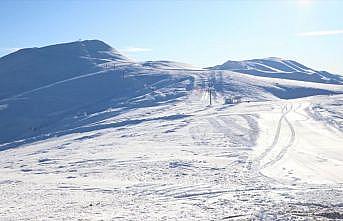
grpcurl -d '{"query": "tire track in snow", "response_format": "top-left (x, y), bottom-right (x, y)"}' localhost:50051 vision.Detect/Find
top-left (260, 104), bottom-right (296, 170)
top-left (294, 103), bottom-right (310, 121)
top-left (254, 104), bottom-right (289, 168)
top-left (0, 70), bottom-right (108, 103)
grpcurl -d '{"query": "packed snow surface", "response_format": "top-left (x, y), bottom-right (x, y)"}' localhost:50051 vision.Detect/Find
top-left (0, 40), bottom-right (343, 220)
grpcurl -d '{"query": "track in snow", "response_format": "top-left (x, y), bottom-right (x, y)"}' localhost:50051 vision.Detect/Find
top-left (256, 103), bottom-right (296, 171)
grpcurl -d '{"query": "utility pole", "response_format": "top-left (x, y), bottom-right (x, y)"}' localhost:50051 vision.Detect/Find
top-left (209, 88), bottom-right (212, 105)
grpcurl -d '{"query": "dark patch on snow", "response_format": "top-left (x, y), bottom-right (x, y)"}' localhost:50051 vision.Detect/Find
top-left (264, 85), bottom-right (340, 99)
top-left (317, 212), bottom-right (343, 219)
top-left (169, 161), bottom-right (192, 168)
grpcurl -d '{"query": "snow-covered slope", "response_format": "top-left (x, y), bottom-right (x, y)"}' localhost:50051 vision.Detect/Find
top-left (0, 40), bottom-right (130, 99)
top-left (0, 41), bottom-right (343, 146)
top-left (1, 40), bottom-right (343, 220)
top-left (1, 93), bottom-right (343, 220)
top-left (141, 60), bottom-right (201, 70)
top-left (210, 57), bottom-right (343, 84)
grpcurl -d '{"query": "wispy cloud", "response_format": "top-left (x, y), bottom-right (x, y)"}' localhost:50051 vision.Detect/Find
top-left (297, 30), bottom-right (343, 37)
top-left (1, 47), bottom-right (21, 53)
top-left (120, 47), bottom-right (152, 53)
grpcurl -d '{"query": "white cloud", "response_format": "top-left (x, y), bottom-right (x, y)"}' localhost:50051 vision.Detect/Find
top-left (297, 30), bottom-right (343, 37)
top-left (1, 47), bottom-right (21, 53)
top-left (120, 47), bottom-right (152, 53)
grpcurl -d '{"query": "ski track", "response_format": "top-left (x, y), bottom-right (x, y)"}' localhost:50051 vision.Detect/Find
top-left (260, 104), bottom-right (296, 170)
top-left (0, 70), bottom-right (110, 103)
top-left (255, 104), bottom-right (290, 169)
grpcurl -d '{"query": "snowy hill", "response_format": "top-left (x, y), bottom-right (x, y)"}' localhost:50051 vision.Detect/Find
top-left (1, 40), bottom-right (343, 220)
top-left (210, 57), bottom-right (343, 84)
top-left (0, 40), bottom-right (343, 146)
top-left (0, 40), bottom-right (130, 99)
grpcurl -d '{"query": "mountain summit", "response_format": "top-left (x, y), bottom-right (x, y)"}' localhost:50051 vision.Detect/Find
top-left (0, 40), bottom-right (129, 99)
top-left (209, 57), bottom-right (343, 84)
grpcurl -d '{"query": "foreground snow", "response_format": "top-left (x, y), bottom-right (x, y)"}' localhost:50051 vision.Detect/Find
top-left (1, 93), bottom-right (342, 220)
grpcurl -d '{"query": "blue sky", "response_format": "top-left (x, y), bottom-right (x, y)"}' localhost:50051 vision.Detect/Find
top-left (1, 0), bottom-right (342, 74)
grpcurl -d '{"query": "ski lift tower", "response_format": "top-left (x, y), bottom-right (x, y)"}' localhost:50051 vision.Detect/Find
top-left (208, 83), bottom-right (214, 106)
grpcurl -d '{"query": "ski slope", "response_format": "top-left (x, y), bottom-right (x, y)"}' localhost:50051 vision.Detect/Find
top-left (254, 97), bottom-right (343, 184)
top-left (0, 40), bottom-right (343, 220)
top-left (1, 92), bottom-right (343, 220)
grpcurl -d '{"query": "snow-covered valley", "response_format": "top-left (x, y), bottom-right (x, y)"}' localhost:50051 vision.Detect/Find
top-left (1, 40), bottom-right (343, 220)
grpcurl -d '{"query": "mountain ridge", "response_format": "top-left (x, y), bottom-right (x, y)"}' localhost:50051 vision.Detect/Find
top-left (1, 39), bottom-right (341, 84)
top-left (0, 40), bottom-right (130, 99)
top-left (209, 57), bottom-right (343, 84)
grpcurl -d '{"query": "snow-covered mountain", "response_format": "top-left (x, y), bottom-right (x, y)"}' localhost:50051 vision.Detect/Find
top-left (1, 40), bottom-right (343, 220)
top-left (0, 40), bottom-right (196, 145)
top-left (0, 40), bottom-right (130, 99)
top-left (0, 40), bottom-right (343, 146)
top-left (210, 57), bottom-right (343, 84)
